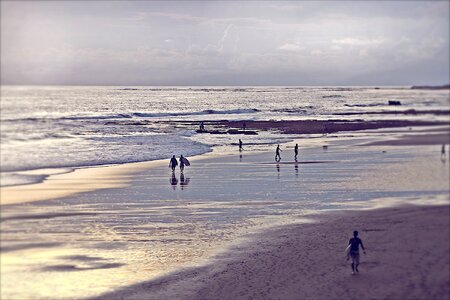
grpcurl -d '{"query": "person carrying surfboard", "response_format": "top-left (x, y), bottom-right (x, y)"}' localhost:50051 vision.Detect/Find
top-left (169, 155), bottom-right (178, 172)
top-left (347, 230), bottom-right (366, 275)
top-left (179, 155), bottom-right (190, 172)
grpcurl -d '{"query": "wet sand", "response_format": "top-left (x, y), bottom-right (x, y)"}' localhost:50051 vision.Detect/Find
top-left (363, 132), bottom-right (450, 146)
top-left (91, 126), bottom-right (449, 300)
top-left (0, 160), bottom-right (166, 205)
top-left (1, 125), bottom-right (449, 299)
top-left (94, 204), bottom-right (450, 300)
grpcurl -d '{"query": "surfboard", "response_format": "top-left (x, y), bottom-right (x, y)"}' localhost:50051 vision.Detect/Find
top-left (182, 157), bottom-right (190, 166)
top-left (345, 244), bottom-right (351, 258)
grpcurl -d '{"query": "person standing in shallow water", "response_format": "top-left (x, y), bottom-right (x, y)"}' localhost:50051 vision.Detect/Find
top-left (169, 155), bottom-right (178, 172)
top-left (348, 230), bottom-right (366, 275)
top-left (239, 139), bottom-right (243, 152)
top-left (275, 144), bottom-right (282, 162)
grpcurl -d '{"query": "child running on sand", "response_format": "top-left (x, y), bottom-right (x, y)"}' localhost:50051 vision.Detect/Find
top-left (347, 230), bottom-right (366, 275)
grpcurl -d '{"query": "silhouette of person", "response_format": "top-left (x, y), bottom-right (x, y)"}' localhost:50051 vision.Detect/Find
top-left (169, 155), bottom-right (178, 172)
top-left (294, 143), bottom-right (299, 161)
top-left (199, 121), bottom-right (205, 131)
top-left (239, 139), bottom-right (243, 152)
top-left (441, 144), bottom-right (446, 162)
top-left (347, 230), bottom-right (366, 275)
top-left (170, 172), bottom-right (178, 190)
top-left (275, 144), bottom-right (282, 162)
top-left (179, 155), bottom-right (185, 172)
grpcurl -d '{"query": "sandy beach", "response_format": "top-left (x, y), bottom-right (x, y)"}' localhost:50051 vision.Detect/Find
top-left (2, 124), bottom-right (449, 299)
top-left (95, 204), bottom-right (450, 300)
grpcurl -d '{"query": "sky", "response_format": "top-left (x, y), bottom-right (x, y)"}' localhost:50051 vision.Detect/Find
top-left (1, 1), bottom-right (449, 86)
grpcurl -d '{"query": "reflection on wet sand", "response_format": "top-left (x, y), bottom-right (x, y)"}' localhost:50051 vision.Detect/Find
top-left (169, 173), bottom-right (190, 190)
top-left (180, 173), bottom-right (190, 190)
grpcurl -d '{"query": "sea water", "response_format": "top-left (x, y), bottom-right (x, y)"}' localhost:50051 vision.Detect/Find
top-left (1, 85), bottom-right (448, 186)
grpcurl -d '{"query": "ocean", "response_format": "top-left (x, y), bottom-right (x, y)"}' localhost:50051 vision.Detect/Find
top-left (1, 85), bottom-right (448, 187)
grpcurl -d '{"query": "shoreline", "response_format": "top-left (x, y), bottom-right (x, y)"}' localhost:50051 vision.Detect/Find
top-left (0, 160), bottom-right (159, 205)
top-left (1, 122), bottom-right (448, 205)
top-left (94, 204), bottom-right (450, 300)
top-left (0, 152), bottom-right (224, 205)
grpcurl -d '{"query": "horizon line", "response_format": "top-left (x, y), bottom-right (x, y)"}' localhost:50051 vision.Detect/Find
top-left (2, 83), bottom-right (449, 88)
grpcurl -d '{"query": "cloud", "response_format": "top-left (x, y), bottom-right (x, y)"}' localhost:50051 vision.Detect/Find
top-left (140, 12), bottom-right (209, 22)
top-left (1, 1), bottom-right (448, 85)
top-left (278, 43), bottom-right (305, 52)
top-left (332, 37), bottom-right (386, 46)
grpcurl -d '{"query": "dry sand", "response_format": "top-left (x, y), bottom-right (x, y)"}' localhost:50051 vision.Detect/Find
top-left (96, 205), bottom-right (450, 300)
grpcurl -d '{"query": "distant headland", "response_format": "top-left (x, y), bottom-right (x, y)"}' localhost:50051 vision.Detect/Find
top-left (411, 84), bottom-right (450, 90)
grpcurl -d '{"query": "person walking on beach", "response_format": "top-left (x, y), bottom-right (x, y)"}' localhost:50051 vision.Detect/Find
top-left (441, 144), bottom-right (446, 160)
top-left (294, 143), bottom-right (299, 161)
top-left (347, 230), bottom-right (366, 275)
top-left (239, 139), bottom-right (243, 152)
top-left (179, 155), bottom-right (185, 172)
top-left (275, 144), bottom-right (282, 162)
top-left (169, 155), bottom-right (178, 172)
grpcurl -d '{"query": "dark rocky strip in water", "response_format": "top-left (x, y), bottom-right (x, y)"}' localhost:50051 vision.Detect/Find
top-left (215, 120), bottom-right (448, 134)
top-left (333, 109), bottom-right (450, 116)
top-left (411, 84), bottom-right (450, 90)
